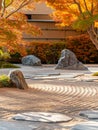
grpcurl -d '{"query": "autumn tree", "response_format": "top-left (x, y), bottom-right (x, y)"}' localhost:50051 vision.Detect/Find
top-left (0, 0), bottom-right (41, 55)
top-left (44, 0), bottom-right (98, 49)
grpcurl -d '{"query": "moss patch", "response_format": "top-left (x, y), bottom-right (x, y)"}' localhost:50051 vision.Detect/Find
top-left (0, 61), bottom-right (20, 68)
top-left (0, 75), bottom-right (16, 88)
top-left (0, 75), bottom-right (10, 87)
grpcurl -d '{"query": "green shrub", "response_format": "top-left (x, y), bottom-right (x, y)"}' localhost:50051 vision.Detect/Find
top-left (0, 61), bottom-right (20, 68)
top-left (0, 75), bottom-right (10, 87)
top-left (0, 49), bottom-right (10, 61)
top-left (9, 52), bottom-right (22, 63)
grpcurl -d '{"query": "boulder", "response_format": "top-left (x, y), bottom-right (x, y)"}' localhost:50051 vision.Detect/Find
top-left (9, 70), bottom-right (28, 89)
top-left (56, 49), bottom-right (88, 70)
top-left (22, 55), bottom-right (41, 66)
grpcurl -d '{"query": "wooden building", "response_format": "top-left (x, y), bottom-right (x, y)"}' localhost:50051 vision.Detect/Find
top-left (22, 2), bottom-right (81, 42)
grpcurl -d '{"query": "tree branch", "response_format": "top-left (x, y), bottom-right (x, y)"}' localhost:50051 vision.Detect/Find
top-left (73, 0), bottom-right (83, 14)
top-left (83, 0), bottom-right (91, 16)
top-left (5, 0), bottom-right (32, 18)
top-left (91, 0), bottom-right (94, 14)
top-left (87, 24), bottom-right (98, 49)
top-left (1, 0), bottom-right (6, 17)
top-left (0, 0), bottom-right (2, 10)
top-left (88, 24), bottom-right (98, 38)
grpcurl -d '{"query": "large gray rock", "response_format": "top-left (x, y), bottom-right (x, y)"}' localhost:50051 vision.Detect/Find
top-left (56, 49), bottom-right (88, 70)
top-left (71, 122), bottom-right (98, 130)
top-left (13, 112), bottom-right (72, 123)
top-left (22, 55), bottom-right (41, 66)
top-left (9, 70), bottom-right (28, 89)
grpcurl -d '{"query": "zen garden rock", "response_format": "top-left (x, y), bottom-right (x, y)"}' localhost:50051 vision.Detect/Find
top-left (79, 110), bottom-right (98, 120)
top-left (22, 55), bottom-right (41, 66)
top-left (56, 49), bottom-right (88, 70)
top-left (71, 110), bottom-right (98, 130)
top-left (12, 112), bottom-right (72, 123)
top-left (9, 70), bottom-right (28, 89)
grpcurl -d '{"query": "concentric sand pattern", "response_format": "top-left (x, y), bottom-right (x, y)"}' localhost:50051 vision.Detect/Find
top-left (0, 81), bottom-right (98, 119)
top-left (30, 82), bottom-right (97, 97)
top-left (28, 81), bottom-right (98, 115)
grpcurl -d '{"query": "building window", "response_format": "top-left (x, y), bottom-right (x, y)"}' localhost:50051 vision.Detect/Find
top-left (25, 14), bottom-right (32, 20)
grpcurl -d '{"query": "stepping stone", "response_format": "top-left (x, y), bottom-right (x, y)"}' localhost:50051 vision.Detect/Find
top-left (79, 110), bottom-right (98, 120)
top-left (0, 120), bottom-right (38, 130)
top-left (71, 122), bottom-right (98, 130)
top-left (13, 112), bottom-right (72, 123)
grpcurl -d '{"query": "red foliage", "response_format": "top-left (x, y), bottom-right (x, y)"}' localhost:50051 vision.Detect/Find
top-left (9, 34), bottom-right (98, 64)
top-left (66, 34), bottom-right (98, 63)
top-left (25, 41), bottom-right (66, 64)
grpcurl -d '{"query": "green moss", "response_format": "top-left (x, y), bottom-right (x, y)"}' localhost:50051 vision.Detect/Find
top-left (0, 75), bottom-right (10, 87)
top-left (0, 49), bottom-right (10, 61)
top-left (0, 61), bottom-right (20, 68)
top-left (92, 72), bottom-right (98, 76)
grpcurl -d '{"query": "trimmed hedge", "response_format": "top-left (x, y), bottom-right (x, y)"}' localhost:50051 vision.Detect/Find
top-left (66, 34), bottom-right (98, 63)
top-left (9, 34), bottom-right (98, 64)
top-left (26, 41), bottom-right (66, 64)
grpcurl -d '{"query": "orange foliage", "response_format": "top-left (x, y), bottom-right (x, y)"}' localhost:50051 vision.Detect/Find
top-left (24, 41), bottom-right (66, 64)
top-left (66, 34), bottom-right (98, 63)
top-left (43, 0), bottom-right (98, 49)
top-left (0, 0), bottom-right (41, 55)
top-left (10, 37), bottom-right (98, 64)
top-left (45, 0), bottom-right (98, 28)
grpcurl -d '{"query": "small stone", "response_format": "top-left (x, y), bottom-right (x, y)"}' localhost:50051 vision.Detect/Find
top-left (13, 112), bottom-right (72, 123)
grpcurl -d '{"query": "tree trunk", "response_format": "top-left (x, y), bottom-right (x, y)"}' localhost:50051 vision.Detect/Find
top-left (0, 0), bottom-right (2, 10)
top-left (87, 25), bottom-right (98, 50)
